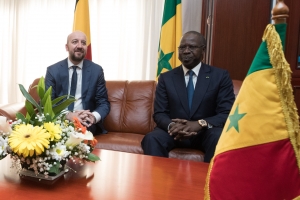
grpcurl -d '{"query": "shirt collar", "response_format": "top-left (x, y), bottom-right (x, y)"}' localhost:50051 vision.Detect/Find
top-left (67, 58), bottom-right (83, 69)
top-left (182, 62), bottom-right (202, 76)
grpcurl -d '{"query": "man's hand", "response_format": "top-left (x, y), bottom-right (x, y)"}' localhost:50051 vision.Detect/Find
top-left (66, 110), bottom-right (96, 127)
top-left (174, 131), bottom-right (197, 140)
top-left (81, 111), bottom-right (96, 126)
top-left (169, 118), bottom-right (202, 140)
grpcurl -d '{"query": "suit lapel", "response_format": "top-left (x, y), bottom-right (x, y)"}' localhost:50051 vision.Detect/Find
top-left (172, 66), bottom-right (190, 116)
top-left (59, 58), bottom-right (69, 96)
top-left (81, 60), bottom-right (91, 98)
top-left (190, 64), bottom-right (211, 117)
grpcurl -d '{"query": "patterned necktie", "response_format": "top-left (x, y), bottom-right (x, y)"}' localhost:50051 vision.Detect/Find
top-left (187, 70), bottom-right (194, 110)
top-left (68, 66), bottom-right (77, 111)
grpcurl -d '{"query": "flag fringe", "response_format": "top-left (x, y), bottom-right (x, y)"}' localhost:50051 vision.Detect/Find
top-left (293, 195), bottom-right (300, 200)
top-left (263, 24), bottom-right (300, 170)
top-left (204, 157), bottom-right (214, 200)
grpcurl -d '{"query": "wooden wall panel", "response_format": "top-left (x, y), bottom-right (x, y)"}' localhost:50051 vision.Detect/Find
top-left (209, 0), bottom-right (272, 81)
top-left (285, 0), bottom-right (300, 115)
top-left (284, 0), bottom-right (300, 78)
top-left (202, 0), bottom-right (300, 115)
top-left (293, 84), bottom-right (300, 116)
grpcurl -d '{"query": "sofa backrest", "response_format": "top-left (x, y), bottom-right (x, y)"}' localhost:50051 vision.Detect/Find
top-left (0, 78), bottom-right (243, 133)
top-left (104, 81), bottom-right (156, 135)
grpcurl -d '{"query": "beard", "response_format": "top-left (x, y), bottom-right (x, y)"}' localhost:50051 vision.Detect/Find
top-left (70, 51), bottom-right (86, 62)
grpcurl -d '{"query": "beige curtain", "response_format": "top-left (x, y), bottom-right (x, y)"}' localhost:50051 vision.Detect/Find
top-left (0, 0), bottom-right (164, 104)
top-left (0, 0), bottom-right (202, 105)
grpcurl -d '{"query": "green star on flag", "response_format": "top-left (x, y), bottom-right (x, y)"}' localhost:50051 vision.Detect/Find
top-left (156, 0), bottom-right (182, 78)
top-left (157, 50), bottom-right (174, 76)
top-left (226, 104), bottom-right (246, 133)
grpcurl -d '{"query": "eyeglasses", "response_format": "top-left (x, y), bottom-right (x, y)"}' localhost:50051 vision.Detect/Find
top-left (177, 45), bottom-right (205, 52)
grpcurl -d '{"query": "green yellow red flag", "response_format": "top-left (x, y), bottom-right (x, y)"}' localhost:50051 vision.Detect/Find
top-left (156, 0), bottom-right (182, 78)
top-left (73, 0), bottom-right (92, 60)
top-left (204, 23), bottom-right (300, 200)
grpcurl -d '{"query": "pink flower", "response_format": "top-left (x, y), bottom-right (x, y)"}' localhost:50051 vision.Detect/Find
top-left (0, 116), bottom-right (12, 134)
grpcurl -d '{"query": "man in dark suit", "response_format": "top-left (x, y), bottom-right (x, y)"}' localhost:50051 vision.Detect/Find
top-left (45, 31), bottom-right (110, 135)
top-left (141, 31), bottom-right (235, 162)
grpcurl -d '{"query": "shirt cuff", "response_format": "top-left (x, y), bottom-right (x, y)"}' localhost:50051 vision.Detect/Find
top-left (167, 122), bottom-right (175, 130)
top-left (92, 111), bottom-right (101, 123)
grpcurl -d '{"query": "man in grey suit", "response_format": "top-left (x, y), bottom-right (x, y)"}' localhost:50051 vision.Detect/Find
top-left (45, 31), bottom-right (110, 135)
top-left (141, 31), bottom-right (235, 162)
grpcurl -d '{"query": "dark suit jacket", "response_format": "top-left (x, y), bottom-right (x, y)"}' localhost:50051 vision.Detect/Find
top-left (45, 58), bottom-right (110, 129)
top-left (154, 63), bottom-right (235, 132)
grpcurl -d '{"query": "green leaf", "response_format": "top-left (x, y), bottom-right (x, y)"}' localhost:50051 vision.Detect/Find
top-left (25, 100), bottom-right (35, 116)
top-left (25, 112), bottom-right (31, 120)
top-left (52, 112), bottom-right (67, 121)
top-left (16, 112), bottom-right (26, 123)
top-left (48, 162), bottom-right (61, 175)
top-left (41, 87), bottom-right (52, 107)
top-left (37, 77), bottom-right (45, 101)
top-left (0, 154), bottom-right (7, 160)
top-left (43, 95), bottom-right (54, 120)
top-left (87, 153), bottom-right (100, 162)
top-left (52, 95), bottom-right (69, 106)
top-left (52, 98), bottom-right (76, 115)
top-left (18, 84), bottom-right (42, 113)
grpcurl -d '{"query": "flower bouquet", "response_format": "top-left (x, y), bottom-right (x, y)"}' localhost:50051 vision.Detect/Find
top-left (0, 77), bottom-right (100, 180)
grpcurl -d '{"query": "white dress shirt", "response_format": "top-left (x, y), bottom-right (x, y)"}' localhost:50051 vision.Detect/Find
top-left (67, 58), bottom-right (101, 123)
top-left (182, 62), bottom-right (202, 88)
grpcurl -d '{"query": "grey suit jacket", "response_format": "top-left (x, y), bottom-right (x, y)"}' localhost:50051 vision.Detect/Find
top-left (154, 64), bottom-right (235, 132)
top-left (45, 58), bottom-right (110, 125)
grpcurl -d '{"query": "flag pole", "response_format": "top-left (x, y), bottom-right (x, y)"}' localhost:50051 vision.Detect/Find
top-left (271, 0), bottom-right (289, 24)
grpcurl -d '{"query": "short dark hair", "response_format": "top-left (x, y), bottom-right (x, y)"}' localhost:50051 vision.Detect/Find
top-left (183, 31), bottom-right (207, 50)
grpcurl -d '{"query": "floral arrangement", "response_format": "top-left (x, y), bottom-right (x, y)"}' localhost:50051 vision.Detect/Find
top-left (0, 77), bottom-right (99, 178)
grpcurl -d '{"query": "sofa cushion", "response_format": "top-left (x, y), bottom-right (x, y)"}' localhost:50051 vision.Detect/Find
top-left (169, 148), bottom-right (204, 162)
top-left (95, 132), bottom-right (205, 162)
top-left (104, 81), bottom-right (156, 135)
top-left (95, 132), bottom-right (144, 154)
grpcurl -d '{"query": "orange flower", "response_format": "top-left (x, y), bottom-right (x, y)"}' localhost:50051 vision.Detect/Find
top-left (73, 117), bottom-right (87, 133)
top-left (90, 138), bottom-right (98, 147)
top-left (84, 138), bottom-right (97, 147)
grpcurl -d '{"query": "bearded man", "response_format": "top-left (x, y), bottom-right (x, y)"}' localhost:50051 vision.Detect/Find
top-left (45, 31), bottom-right (110, 135)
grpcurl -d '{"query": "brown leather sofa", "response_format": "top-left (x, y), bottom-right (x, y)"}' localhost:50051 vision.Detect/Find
top-left (0, 78), bottom-right (242, 162)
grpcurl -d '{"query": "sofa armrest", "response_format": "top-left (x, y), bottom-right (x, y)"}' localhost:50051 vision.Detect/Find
top-left (0, 102), bottom-right (26, 121)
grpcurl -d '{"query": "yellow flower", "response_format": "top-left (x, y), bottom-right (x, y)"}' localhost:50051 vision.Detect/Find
top-left (43, 122), bottom-right (62, 141)
top-left (8, 124), bottom-right (50, 157)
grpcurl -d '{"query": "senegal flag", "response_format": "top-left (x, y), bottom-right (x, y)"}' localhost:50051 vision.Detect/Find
top-left (204, 23), bottom-right (300, 199)
top-left (73, 0), bottom-right (92, 60)
top-left (156, 0), bottom-right (182, 78)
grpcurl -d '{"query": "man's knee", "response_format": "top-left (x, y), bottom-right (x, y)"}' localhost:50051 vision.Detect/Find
top-left (208, 127), bottom-right (222, 142)
top-left (142, 131), bottom-right (160, 145)
top-left (141, 129), bottom-right (172, 157)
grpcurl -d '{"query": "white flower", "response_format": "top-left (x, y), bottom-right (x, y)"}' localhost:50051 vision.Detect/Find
top-left (0, 136), bottom-right (8, 156)
top-left (65, 130), bottom-right (93, 148)
top-left (49, 143), bottom-right (69, 161)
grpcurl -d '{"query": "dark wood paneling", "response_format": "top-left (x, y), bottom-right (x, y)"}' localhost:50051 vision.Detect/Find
top-left (292, 78), bottom-right (300, 115)
top-left (202, 0), bottom-right (300, 115)
top-left (294, 86), bottom-right (300, 116)
top-left (201, 0), bottom-right (208, 35)
top-left (285, 0), bottom-right (300, 115)
top-left (284, 0), bottom-right (300, 78)
top-left (210, 0), bottom-right (272, 80)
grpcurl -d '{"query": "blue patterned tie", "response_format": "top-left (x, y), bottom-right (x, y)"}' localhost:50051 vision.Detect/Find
top-left (68, 66), bottom-right (77, 111)
top-left (187, 70), bottom-right (194, 110)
